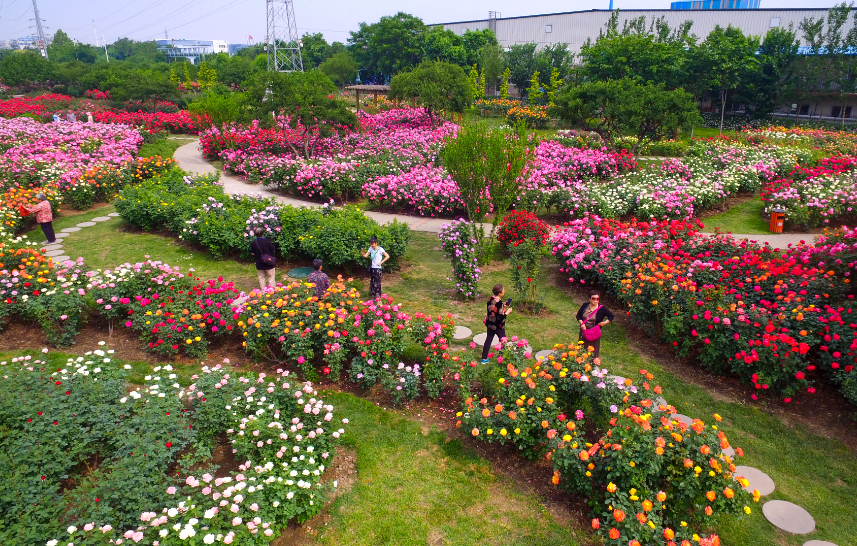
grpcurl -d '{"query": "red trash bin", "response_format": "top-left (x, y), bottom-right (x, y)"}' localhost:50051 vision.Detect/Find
top-left (769, 207), bottom-right (785, 234)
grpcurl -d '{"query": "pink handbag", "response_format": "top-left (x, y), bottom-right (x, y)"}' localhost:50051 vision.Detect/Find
top-left (581, 305), bottom-right (602, 341)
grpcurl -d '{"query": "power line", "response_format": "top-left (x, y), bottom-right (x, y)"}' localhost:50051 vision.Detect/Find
top-left (70, 0), bottom-right (174, 40)
top-left (115, 0), bottom-right (212, 39)
top-left (0, 6), bottom-right (31, 23)
top-left (165, 0), bottom-right (252, 34)
top-left (60, 0), bottom-right (141, 32)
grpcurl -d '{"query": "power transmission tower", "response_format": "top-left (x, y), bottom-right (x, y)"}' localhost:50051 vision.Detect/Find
top-left (266, 0), bottom-right (303, 72)
top-left (30, 0), bottom-right (49, 60)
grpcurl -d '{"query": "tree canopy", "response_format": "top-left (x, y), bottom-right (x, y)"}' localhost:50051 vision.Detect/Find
top-left (389, 60), bottom-right (472, 125)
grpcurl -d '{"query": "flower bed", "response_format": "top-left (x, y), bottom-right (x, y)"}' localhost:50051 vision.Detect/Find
top-left (497, 210), bottom-right (550, 250)
top-left (362, 165), bottom-right (465, 216)
top-left (1, 346), bottom-right (349, 546)
top-left (94, 110), bottom-right (204, 134)
top-left (0, 93), bottom-right (75, 118)
top-left (439, 219), bottom-right (482, 298)
top-left (550, 214), bottom-right (857, 404)
top-left (455, 340), bottom-right (758, 546)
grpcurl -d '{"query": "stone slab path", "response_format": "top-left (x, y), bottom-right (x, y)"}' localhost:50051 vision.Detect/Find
top-left (173, 141), bottom-right (491, 234)
top-left (37, 213), bottom-right (120, 264)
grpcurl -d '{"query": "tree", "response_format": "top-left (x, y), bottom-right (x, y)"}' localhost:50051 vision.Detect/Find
top-left (468, 64), bottom-right (479, 98)
top-left (300, 32), bottom-right (331, 68)
top-left (556, 78), bottom-right (701, 157)
top-left (169, 68), bottom-right (181, 88)
top-left (388, 60), bottom-right (472, 126)
top-left (440, 124), bottom-right (533, 250)
top-left (421, 27), bottom-right (467, 66)
top-left (700, 25), bottom-right (759, 134)
top-left (348, 12), bottom-right (426, 82)
top-left (533, 44), bottom-right (574, 86)
top-left (503, 43), bottom-right (537, 94)
top-left (245, 69), bottom-right (358, 159)
top-left (461, 29), bottom-right (498, 66)
top-left (319, 52), bottom-right (358, 87)
top-left (478, 43), bottom-right (505, 95)
top-left (500, 67), bottom-right (510, 99)
top-left (750, 26), bottom-right (800, 117)
top-left (0, 51), bottom-right (54, 86)
top-left (527, 71), bottom-right (543, 102)
top-left (197, 61), bottom-right (217, 90)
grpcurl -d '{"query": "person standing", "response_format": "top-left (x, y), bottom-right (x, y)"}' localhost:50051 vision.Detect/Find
top-left (26, 193), bottom-right (56, 244)
top-left (249, 227), bottom-right (277, 290)
top-left (86, 112), bottom-right (94, 123)
top-left (576, 289), bottom-right (615, 360)
top-left (361, 235), bottom-right (389, 299)
top-left (481, 284), bottom-right (512, 364)
top-left (67, 112), bottom-right (76, 122)
top-left (307, 258), bottom-right (330, 299)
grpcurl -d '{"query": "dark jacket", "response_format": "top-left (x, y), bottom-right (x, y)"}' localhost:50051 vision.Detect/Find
top-left (249, 238), bottom-right (277, 270)
top-left (576, 303), bottom-right (615, 324)
top-left (486, 297), bottom-right (507, 331)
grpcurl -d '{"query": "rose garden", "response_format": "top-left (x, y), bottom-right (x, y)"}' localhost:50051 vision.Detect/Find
top-left (1, 45), bottom-right (857, 546)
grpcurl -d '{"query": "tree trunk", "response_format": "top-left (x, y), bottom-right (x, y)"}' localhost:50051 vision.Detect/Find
top-left (720, 88), bottom-right (727, 135)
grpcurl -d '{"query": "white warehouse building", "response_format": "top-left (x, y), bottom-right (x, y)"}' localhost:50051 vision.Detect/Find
top-left (434, 8), bottom-right (855, 55)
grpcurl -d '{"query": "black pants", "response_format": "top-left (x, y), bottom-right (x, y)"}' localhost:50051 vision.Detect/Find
top-left (481, 327), bottom-right (506, 360)
top-left (40, 221), bottom-right (56, 243)
top-left (369, 268), bottom-right (382, 299)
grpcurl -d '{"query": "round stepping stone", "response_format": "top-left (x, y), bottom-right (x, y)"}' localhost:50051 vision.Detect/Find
top-left (473, 332), bottom-right (486, 345)
top-left (107, 212), bottom-right (121, 217)
top-left (453, 326), bottom-right (472, 340)
top-left (763, 500), bottom-right (815, 534)
top-left (43, 249), bottom-right (65, 257)
top-left (735, 465), bottom-right (775, 496)
top-left (51, 256), bottom-right (71, 263)
top-left (287, 267), bottom-right (314, 279)
top-left (535, 349), bottom-right (553, 360)
top-left (722, 445), bottom-right (735, 458)
top-left (505, 342), bottom-right (533, 354)
top-left (60, 227), bottom-right (81, 233)
top-left (40, 244), bottom-right (63, 252)
top-left (91, 216), bottom-right (112, 222)
top-left (655, 396), bottom-right (668, 406)
top-left (804, 541), bottom-right (839, 546)
top-left (671, 413), bottom-right (693, 426)
top-left (76, 221), bottom-right (96, 227)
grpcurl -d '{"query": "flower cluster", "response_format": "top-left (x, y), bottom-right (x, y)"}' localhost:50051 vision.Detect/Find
top-left (94, 110), bottom-right (204, 134)
top-left (438, 219), bottom-right (482, 299)
top-left (497, 210), bottom-right (551, 251)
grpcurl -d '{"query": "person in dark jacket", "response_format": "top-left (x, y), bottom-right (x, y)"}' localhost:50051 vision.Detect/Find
top-left (481, 283), bottom-right (513, 363)
top-left (576, 289), bottom-right (615, 359)
top-left (307, 258), bottom-right (330, 299)
top-left (249, 227), bottom-right (277, 290)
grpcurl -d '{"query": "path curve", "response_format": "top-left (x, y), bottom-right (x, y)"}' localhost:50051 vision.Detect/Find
top-left (173, 141), bottom-right (486, 234)
top-left (173, 141), bottom-right (818, 246)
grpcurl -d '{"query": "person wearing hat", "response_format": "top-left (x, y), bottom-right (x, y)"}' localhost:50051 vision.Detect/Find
top-left (26, 193), bottom-right (56, 244)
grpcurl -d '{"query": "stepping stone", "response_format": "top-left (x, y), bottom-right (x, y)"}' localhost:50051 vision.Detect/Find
top-left (453, 326), bottom-right (472, 340)
top-left (607, 375), bottom-right (627, 385)
top-left (671, 413), bottom-right (693, 426)
top-left (107, 212), bottom-right (121, 217)
top-left (763, 500), bottom-right (815, 534)
top-left (51, 256), bottom-right (71, 263)
top-left (473, 332), bottom-right (486, 345)
top-left (40, 244), bottom-right (63, 252)
top-left (43, 249), bottom-right (65, 257)
top-left (535, 349), bottom-right (553, 361)
top-left (91, 216), bottom-right (112, 222)
top-left (804, 541), bottom-right (839, 546)
top-left (60, 227), bottom-right (81, 233)
top-left (287, 267), bottom-right (314, 279)
top-left (735, 465), bottom-right (775, 496)
top-left (723, 446), bottom-right (735, 458)
top-left (655, 396), bottom-right (668, 406)
top-left (76, 221), bottom-right (96, 227)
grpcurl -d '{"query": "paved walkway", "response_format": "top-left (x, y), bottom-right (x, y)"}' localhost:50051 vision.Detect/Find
top-left (173, 141), bottom-right (485, 234)
top-left (173, 141), bottom-right (817, 246)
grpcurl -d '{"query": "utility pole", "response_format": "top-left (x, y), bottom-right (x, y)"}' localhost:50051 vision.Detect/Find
top-left (266, 0), bottom-right (303, 72)
top-left (93, 19), bottom-right (109, 62)
top-left (31, 0), bottom-right (48, 60)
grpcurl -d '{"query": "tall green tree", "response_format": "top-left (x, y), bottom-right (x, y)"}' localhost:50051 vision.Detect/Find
top-left (421, 27), bottom-right (467, 66)
top-left (348, 12), bottom-right (426, 82)
top-left (0, 51), bottom-right (54, 86)
top-left (389, 60), bottom-right (472, 126)
top-left (478, 43), bottom-right (505, 95)
top-left (700, 25), bottom-right (759, 134)
top-left (319, 52), bottom-right (358, 87)
top-left (750, 26), bottom-right (800, 117)
top-left (300, 33), bottom-right (331, 68)
top-left (556, 78), bottom-right (701, 156)
top-left (503, 43), bottom-right (538, 94)
top-left (245, 70), bottom-right (358, 159)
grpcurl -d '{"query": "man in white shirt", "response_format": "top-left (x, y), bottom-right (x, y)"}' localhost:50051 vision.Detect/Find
top-left (361, 235), bottom-right (389, 299)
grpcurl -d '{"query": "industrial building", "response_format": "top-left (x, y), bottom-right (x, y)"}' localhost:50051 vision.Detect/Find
top-left (155, 39), bottom-right (234, 63)
top-left (434, 8), bottom-right (854, 56)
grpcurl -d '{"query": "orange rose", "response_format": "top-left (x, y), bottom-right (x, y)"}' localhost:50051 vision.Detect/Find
top-left (700, 445), bottom-right (711, 455)
top-left (706, 491), bottom-right (716, 502)
top-left (613, 509), bottom-right (625, 523)
top-left (609, 528), bottom-right (620, 540)
top-left (508, 411), bottom-right (517, 420)
top-left (723, 487), bottom-right (734, 499)
top-left (657, 491), bottom-right (667, 502)
top-left (664, 528), bottom-right (675, 540)
top-left (494, 404), bottom-right (503, 413)
top-left (579, 450), bottom-right (589, 461)
top-left (591, 519), bottom-right (600, 530)
top-left (607, 482), bottom-right (617, 493)
top-left (704, 505), bottom-right (713, 516)
top-left (683, 459), bottom-right (694, 468)
top-left (642, 500), bottom-right (653, 511)
top-left (471, 428), bottom-right (479, 436)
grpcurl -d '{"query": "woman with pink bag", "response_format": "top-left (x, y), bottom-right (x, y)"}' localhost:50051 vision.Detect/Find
top-left (576, 289), bottom-right (614, 359)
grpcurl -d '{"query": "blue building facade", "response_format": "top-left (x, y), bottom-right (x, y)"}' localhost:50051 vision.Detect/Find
top-left (670, 0), bottom-right (760, 9)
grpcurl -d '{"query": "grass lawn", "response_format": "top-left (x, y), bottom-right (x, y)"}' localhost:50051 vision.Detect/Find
top-left (136, 135), bottom-right (197, 159)
top-left (700, 198), bottom-right (770, 234)
top-left (13, 218), bottom-right (857, 546)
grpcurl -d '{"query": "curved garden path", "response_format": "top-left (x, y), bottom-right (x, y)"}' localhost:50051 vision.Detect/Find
top-left (174, 140), bottom-right (815, 246)
top-left (173, 141), bottom-right (487, 234)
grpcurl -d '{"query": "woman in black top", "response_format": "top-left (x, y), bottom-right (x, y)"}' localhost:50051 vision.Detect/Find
top-left (249, 227), bottom-right (277, 290)
top-left (481, 283), bottom-right (512, 363)
top-left (576, 289), bottom-right (615, 359)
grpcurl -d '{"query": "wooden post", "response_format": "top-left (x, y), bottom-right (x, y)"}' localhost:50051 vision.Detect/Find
top-left (355, 89), bottom-right (360, 111)
top-left (411, 96), bottom-right (416, 108)
top-left (373, 90), bottom-right (378, 104)
top-left (458, 112), bottom-right (462, 124)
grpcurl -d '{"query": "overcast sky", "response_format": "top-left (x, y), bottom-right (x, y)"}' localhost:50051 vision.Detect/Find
top-left (0, 0), bottom-right (843, 46)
